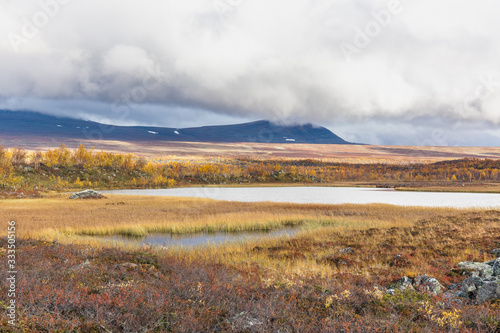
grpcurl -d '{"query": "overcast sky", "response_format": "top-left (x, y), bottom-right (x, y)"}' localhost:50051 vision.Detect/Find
top-left (1, 0), bottom-right (499, 146)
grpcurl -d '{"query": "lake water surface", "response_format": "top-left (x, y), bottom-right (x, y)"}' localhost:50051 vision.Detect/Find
top-left (106, 187), bottom-right (500, 209)
top-left (96, 227), bottom-right (299, 248)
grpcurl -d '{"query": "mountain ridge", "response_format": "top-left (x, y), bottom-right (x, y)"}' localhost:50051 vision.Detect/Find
top-left (0, 110), bottom-right (351, 144)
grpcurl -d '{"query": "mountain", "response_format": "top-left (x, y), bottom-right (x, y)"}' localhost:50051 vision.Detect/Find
top-left (0, 110), bottom-right (350, 144)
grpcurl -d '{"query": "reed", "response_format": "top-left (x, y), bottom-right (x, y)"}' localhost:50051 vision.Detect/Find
top-left (0, 195), bottom-right (458, 240)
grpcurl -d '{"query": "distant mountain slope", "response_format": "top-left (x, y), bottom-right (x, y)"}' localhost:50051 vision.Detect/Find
top-left (0, 110), bottom-right (350, 144)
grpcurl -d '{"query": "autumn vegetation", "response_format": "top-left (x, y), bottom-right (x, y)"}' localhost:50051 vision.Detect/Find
top-left (2, 198), bottom-right (500, 331)
top-left (2, 144), bottom-right (500, 331)
top-left (1, 144), bottom-right (500, 198)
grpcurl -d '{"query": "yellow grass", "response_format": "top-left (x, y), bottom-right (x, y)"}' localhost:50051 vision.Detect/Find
top-left (2, 194), bottom-right (497, 282)
top-left (178, 208), bottom-right (500, 280)
top-left (0, 195), bottom-right (457, 240)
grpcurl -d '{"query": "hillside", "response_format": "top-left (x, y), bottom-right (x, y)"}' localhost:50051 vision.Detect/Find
top-left (0, 110), bottom-right (349, 144)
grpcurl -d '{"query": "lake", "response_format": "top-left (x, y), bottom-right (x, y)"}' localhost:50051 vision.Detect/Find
top-left (105, 186), bottom-right (500, 209)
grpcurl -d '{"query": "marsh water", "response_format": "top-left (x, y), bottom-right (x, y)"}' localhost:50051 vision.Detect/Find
top-left (96, 227), bottom-right (299, 248)
top-left (106, 186), bottom-right (500, 209)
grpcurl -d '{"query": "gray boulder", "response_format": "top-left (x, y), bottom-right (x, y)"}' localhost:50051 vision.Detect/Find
top-left (492, 259), bottom-right (500, 276)
top-left (460, 275), bottom-right (484, 297)
top-left (476, 281), bottom-right (500, 304)
top-left (224, 312), bottom-right (262, 330)
top-left (339, 247), bottom-right (354, 254)
top-left (386, 252), bottom-right (500, 303)
top-left (387, 275), bottom-right (446, 297)
top-left (491, 249), bottom-right (500, 257)
top-left (457, 261), bottom-right (493, 278)
top-left (454, 256), bottom-right (500, 303)
top-left (69, 189), bottom-right (105, 200)
top-left (389, 276), bottom-right (415, 293)
top-left (413, 275), bottom-right (446, 296)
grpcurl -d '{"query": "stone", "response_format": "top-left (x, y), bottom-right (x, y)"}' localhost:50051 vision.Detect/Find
top-left (457, 262), bottom-right (494, 278)
top-left (389, 276), bottom-right (415, 292)
top-left (443, 290), bottom-right (462, 302)
top-left (224, 312), bottom-right (262, 330)
top-left (69, 189), bottom-right (105, 200)
top-left (386, 289), bottom-right (396, 296)
top-left (492, 259), bottom-right (500, 276)
top-left (476, 282), bottom-right (500, 304)
top-left (460, 275), bottom-right (485, 299)
top-left (69, 259), bottom-right (91, 271)
top-left (413, 275), bottom-right (446, 296)
top-left (118, 263), bottom-right (139, 269)
top-left (339, 247), bottom-right (354, 254)
top-left (427, 250), bottom-right (500, 303)
top-left (484, 259), bottom-right (497, 266)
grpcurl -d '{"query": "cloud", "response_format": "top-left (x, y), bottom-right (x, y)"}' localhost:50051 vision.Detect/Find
top-left (0, 0), bottom-right (499, 145)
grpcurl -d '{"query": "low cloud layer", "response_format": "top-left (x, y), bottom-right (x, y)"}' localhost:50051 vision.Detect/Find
top-left (1, 0), bottom-right (499, 145)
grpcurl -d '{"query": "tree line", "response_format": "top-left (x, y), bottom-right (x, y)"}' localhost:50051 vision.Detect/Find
top-left (1, 144), bottom-right (499, 192)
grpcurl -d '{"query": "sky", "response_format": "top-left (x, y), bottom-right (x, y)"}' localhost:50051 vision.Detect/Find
top-left (1, 0), bottom-right (500, 146)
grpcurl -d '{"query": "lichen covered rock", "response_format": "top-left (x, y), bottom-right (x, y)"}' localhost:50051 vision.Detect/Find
top-left (69, 189), bottom-right (105, 199)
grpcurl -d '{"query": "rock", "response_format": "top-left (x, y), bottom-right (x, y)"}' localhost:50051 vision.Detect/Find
top-left (459, 275), bottom-right (490, 300)
top-left (407, 250), bottom-right (500, 303)
top-left (443, 290), bottom-right (463, 303)
top-left (484, 259), bottom-right (497, 266)
top-left (389, 276), bottom-right (415, 292)
top-left (476, 281), bottom-right (500, 304)
top-left (69, 259), bottom-right (91, 271)
top-left (224, 312), bottom-right (262, 330)
top-left (387, 275), bottom-right (445, 297)
top-left (69, 189), bottom-right (105, 200)
top-left (460, 275), bottom-right (484, 295)
top-left (386, 289), bottom-right (396, 296)
top-left (492, 259), bottom-right (500, 276)
top-left (458, 273), bottom-right (500, 303)
top-left (413, 275), bottom-right (446, 296)
top-left (457, 262), bottom-right (493, 278)
top-left (339, 247), bottom-right (354, 254)
top-left (117, 263), bottom-right (139, 269)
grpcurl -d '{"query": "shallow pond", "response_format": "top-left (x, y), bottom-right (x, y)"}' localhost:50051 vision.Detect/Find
top-left (95, 227), bottom-right (299, 248)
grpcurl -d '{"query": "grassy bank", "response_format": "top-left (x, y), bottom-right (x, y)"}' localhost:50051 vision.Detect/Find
top-left (396, 183), bottom-right (500, 193)
top-left (0, 195), bottom-right (454, 240)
